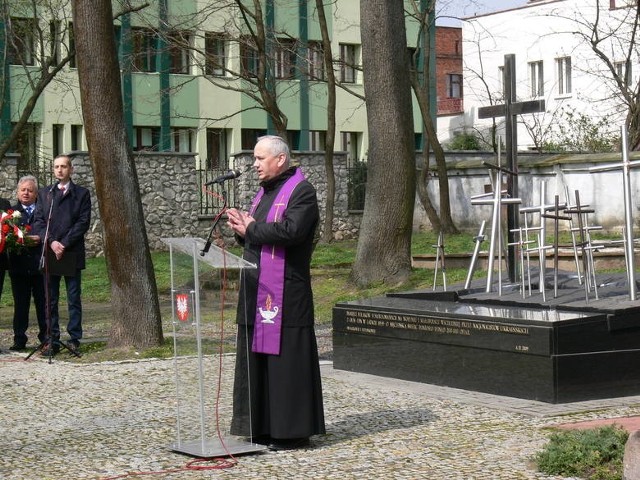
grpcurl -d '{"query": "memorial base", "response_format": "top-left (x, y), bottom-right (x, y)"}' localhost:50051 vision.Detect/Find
top-left (333, 272), bottom-right (640, 403)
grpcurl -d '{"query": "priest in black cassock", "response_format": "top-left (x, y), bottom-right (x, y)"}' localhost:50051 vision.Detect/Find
top-left (227, 135), bottom-right (325, 451)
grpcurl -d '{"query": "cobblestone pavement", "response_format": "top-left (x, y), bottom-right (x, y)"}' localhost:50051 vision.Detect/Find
top-left (3, 349), bottom-right (640, 480)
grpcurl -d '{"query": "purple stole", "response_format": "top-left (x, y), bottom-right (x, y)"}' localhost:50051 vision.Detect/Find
top-left (250, 168), bottom-right (305, 355)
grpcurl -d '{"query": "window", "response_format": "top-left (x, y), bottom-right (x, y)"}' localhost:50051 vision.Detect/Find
top-left (306, 41), bottom-right (324, 80)
top-left (206, 128), bottom-right (229, 169)
top-left (132, 28), bottom-right (157, 73)
top-left (446, 73), bottom-right (463, 98)
top-left (12, 123), bottom-right (39, 172)
top-left (71, 124), bottom-right (83, 151)
top-left (52, 124), bottom-right (64, 157)
top-left (308, 131), bottom-right (326, 151)
top-left (8, 18), bottom-right (36, 65)
top-left (498, 65), bottom-right (505, 98)
top-left (205, 32), bottom-right (226, 76)
top-left (615, 60), bottom-right (632, 85)
top-left (274, 39), bottom-right (297, 79)
top-left (167, 31), bottom-right (191, 74)
top-left (339, 44), bottom-right (358, 83)
top-left (241, 129), bottom-right (267, 150)
top-left (68, 22), bottom-right (76, 68)
top-left (133, 127), bottom-right (160, 151)
top-left (240, 36), bottom-right (259, 77)
top-left (341, 131), bottom-right (360, 162)
top-left (49, 21), bottom-right (61, 65)
top-left (529, 61), bottom-right (544, 98)
top-left (170, 128), bottom-right (195, 152)
top-left (556, 56), bottom-right (572, 95)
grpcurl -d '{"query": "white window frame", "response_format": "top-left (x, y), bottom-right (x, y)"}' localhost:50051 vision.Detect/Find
top-left (529, 60), bottom-right (544, 98)
top-left (556, 56), bottom-right (572, 96)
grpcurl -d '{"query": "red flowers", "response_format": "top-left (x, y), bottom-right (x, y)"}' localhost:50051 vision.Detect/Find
top-left (0, 210), bottom-right (33, 254)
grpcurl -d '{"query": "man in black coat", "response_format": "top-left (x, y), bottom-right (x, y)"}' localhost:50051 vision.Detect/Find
top-left (226, 135), bottom-right (325, 451)
top-left (32, 154), bottom-right (91, 355)
top-left (8, 175), bottom-right (46, 351)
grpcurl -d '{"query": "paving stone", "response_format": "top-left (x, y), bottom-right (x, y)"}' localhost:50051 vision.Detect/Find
top-left (2, 351), bottom-right (639, 479)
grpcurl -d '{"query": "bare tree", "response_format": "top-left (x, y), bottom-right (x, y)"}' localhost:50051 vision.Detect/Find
top-left (407, 0), bottom-right (459, 234)
top-left (0, 0), bottom-right (75, 169)
top-left (71, 0), bottom-right (163, 348)
top-left (315, 0), bottom-right (337, 242)
top-left (554, 2), bottom-right (640, 149)
top-left (352, 0), bottom-right (415, 287)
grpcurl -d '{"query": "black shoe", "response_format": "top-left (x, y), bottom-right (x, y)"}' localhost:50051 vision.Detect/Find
top-left (67, 340), bottom-right (80, 353)
top-left (9, 343), bottom-right (26, 351)
top-left (268, 437), bottom-right (310, 451)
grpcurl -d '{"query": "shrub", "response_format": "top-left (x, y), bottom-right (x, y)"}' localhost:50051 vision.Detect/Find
top-left (448, 132), bottom-right (481, 151)
top-left (535, 425), bottom-right (628, 480)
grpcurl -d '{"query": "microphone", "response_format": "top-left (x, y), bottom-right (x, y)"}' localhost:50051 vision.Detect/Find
top-left (48, 181), bottom-right (60, 193)
top-left (205, 169), bottom-right (244, 186)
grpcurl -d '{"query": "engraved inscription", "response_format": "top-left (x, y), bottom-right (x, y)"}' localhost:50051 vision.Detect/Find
top-left (342, 309), bottom-right (531, 352)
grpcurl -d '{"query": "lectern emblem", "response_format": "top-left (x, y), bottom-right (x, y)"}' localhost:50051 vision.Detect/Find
top-left (175, 293), bottom-right (189, 322)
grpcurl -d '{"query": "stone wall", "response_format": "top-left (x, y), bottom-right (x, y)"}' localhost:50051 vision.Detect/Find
top-left (1, 150), bottom-right (361, 257)
top-left (5, 149), bottom-right (635, 257)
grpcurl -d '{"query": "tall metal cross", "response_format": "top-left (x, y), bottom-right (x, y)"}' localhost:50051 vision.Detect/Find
top-left (478, 54), bottom-right (545, 282)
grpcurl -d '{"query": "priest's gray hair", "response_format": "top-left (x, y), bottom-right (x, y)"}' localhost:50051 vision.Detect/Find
top-left (258, 135), bottom-right (291, 165)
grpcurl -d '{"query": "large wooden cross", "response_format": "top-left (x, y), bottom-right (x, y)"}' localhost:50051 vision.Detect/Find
top-left (477, 54), bottom-right (545, 282)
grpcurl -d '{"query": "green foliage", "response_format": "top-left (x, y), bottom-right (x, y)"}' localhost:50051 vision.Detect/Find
top-left (547, 107), bottom-right (619, 153)
top-left (536, 426), bottom-right (628, 480)
top-left (447, 132), bottom-right (482, 151)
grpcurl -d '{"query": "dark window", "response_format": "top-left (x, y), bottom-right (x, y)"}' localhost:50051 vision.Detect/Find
top-left (68, 22), bottom-right (76, 68)
top-left (8, 18), bottom-right (35, 65)
top-left (339, 43), bottom-right (357, 83)
top-left (446, 73), bottom-right (463, 98)
top-left (205, 32), bottom-right (226, 76)
top-left (132, 28), bottom-right (157, 73)
top-left (241, 129), bottom-right (267, 150)
top-left (52, 124), bottom-right (64, 157)
top-left (167, 31), bottom-right (191, 74)
top-left (71, 124), bottom-right (83, 151)
top-left (206, 128), bottom-right (228, 169)
top-left (240, 36), bottom-right (259, 77)
top-left (306, 41), bottom-right (324, 80)
top-left (274, 39), bottom-right (297, 79)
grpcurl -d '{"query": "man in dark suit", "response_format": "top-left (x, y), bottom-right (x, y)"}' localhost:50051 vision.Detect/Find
top-left (32, 154), bottom-right (91, 355)
top-left (8, 176), bottom-right (46, 351)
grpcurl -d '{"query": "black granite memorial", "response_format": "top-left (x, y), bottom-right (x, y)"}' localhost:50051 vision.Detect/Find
top-left (332, 273), bottom-right (640, 403)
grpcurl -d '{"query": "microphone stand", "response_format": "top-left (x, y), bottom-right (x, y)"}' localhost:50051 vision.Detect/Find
top-left (201, 187), bottom-right (228, 256)
top-left (26, 186), bottom-right (80, 361)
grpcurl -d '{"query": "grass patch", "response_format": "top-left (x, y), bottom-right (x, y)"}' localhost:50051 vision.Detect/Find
top-left (536, 426), bottom-right (628, 480)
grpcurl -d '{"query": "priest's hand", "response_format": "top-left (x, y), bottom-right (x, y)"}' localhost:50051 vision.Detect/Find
top-left (227, 208), bottom-right (255, 238)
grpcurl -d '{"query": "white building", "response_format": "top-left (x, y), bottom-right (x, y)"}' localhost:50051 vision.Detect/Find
top-left (460, 0), bottom-right (637, 151)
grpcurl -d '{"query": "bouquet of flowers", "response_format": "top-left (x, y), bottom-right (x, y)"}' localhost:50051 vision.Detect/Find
top-left (0, 210), bottom-right (33, 254)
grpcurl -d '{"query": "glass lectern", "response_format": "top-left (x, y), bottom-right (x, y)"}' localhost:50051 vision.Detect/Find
top-left (161, 237), bottom-right (267, 457)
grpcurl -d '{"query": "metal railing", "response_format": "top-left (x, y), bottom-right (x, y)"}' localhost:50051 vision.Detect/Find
top-left (197, 168), bottom-right (237, 216)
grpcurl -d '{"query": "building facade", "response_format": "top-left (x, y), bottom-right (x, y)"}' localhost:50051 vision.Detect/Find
top-left (461, 0), bottom-right (637, 150)
top-left (2, 0), bottom-right (461, 179)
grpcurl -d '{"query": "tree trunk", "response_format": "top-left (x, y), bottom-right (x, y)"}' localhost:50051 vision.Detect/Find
top-left (316, 0), bottom-right (336, 243)
top-left (352, 0), bottom-right (415, 287)
top-left (71, 0), bottom-right (163, 348)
